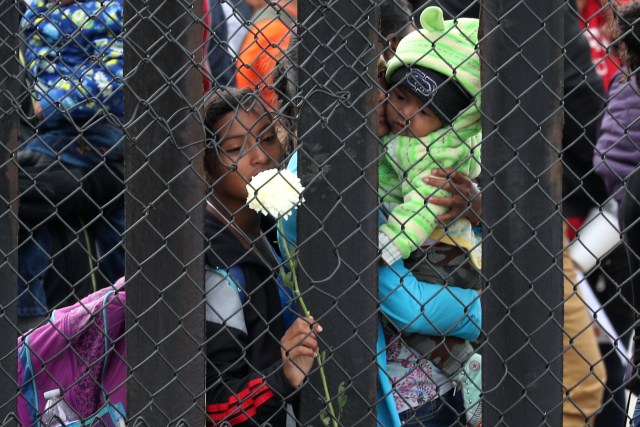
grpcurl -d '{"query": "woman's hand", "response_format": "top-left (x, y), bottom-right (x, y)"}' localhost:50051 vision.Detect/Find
top-left (281, 316), bottom-right (322, 388)
top-left (424, 168), bottom-right (482, 226)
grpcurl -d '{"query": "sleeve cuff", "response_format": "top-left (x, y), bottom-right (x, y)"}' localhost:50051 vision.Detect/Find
top-left (379, 232), bottom-right (403, 266)
top-left (264, 363), bottom-right (299, 401)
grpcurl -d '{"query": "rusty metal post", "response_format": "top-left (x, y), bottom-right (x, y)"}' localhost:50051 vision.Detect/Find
top-left (480, 1), bottom-right (564, 424)
top-left (123, 1), bottom-right (206, 425)
top-left (296, 3), bottom-right (380, 426)
top-left (0, 1), bottom-right (20, 422)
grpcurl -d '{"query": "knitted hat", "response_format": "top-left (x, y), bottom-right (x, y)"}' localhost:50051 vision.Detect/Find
top-left (385, 6), bottom-right (480, 103)
top-left (389, 65), bottom-right (473, 123)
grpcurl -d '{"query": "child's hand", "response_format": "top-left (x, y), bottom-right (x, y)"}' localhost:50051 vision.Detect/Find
top-left (281, 316), bottom-right (322, 388)
top-left (424, 169), bottom-right (482, 226)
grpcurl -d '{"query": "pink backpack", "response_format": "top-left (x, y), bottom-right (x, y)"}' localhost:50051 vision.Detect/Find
top-left (17, 279), bottom-right (126, 426)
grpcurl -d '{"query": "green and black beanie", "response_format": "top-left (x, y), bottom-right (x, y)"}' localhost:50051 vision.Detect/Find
top-left (385, 6), bottom-right (480, 124)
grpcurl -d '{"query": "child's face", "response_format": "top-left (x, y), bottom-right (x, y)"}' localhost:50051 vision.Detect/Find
top-left (385, 85), bottom-right (443, 138)
top-left (211, 109), bottom-right (283, 209)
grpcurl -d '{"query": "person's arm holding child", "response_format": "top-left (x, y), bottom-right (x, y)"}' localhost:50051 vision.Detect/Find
top-left (426, 168), bottom-right (482, 226)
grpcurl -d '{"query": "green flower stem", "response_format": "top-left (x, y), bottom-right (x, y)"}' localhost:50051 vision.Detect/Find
top-left (316, 351), bottom-right (339, 427)
top-left (278, 221), bottom-right (338, 427)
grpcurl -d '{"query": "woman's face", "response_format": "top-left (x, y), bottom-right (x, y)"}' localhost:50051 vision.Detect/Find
top-left (209, 109), bottom-right (283, 211)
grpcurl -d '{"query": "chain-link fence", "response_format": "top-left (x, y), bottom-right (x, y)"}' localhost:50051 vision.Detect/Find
top-left (1, 0), bottom-right (638, 425)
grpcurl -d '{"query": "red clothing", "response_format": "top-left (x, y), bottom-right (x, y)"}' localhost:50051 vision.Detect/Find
top-left (236, 5), bottom-right (297, 107)
top-left (565, 216), bottom-right (586, 241)
top-left (579, 0), bottom-right (630, 91)
top-left (202, 0), bottom-right (212, 92)
top-left (204, 212), bottom-right (296, 426)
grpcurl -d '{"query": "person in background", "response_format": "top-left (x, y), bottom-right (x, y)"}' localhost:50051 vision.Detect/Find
top-left (563, 2), bottom-right (633, 425)
top-left (235, 0), bottom-right (297, 107)
top-left (18, 0), bottom-right (125, 330)
top-left (594, 5), bottom-right (640, 427)
top-left (205, 0), bottom-right (252, 87)
top-left (224, 0), bottom-right (253, 59)
top-left (595, 6), bottom-right (640, 211)
top-left (577, 0), bottom-right (632, 92)
top-left (378, 0), bottom-right (416, 61)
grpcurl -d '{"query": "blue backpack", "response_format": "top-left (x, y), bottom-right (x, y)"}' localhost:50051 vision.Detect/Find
top-left (212, 265), bottom-right (297, 329)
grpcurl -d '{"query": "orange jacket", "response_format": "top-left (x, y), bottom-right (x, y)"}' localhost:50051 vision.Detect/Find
top-left (236, 5), bottom-right (296, 107)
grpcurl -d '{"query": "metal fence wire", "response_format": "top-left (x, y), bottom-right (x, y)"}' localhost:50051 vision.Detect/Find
top-left (1, 0), bottom-right (640, 425)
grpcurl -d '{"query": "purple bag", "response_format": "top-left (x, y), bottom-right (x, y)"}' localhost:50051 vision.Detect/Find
top-left (17, 279), bottom-right (126, 426)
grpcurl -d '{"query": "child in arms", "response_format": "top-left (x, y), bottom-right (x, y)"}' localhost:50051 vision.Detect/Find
top-left (378, 6), bottom-right (483, 426)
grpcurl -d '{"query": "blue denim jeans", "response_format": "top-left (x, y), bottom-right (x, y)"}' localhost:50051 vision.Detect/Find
top-left (18, 207), bottom-right (124, 317)
top-left (398, 389), bottom-right (465, 427)
top-left (18, 122), bottom-right (124, 317)
top-left (26, 121), bottom-right (123, 168)
top-left (18, 231), bottom-right (51, 317)
top-left (633, 400), bottom-right (640, 427)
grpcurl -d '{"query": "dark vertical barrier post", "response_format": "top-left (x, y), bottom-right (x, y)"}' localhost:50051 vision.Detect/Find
top-left (124, 1), bottom-right (205, 425)
top-left (296, 3), bottom-right (379, 426)
top-left (480, 1), bottom-right (564, 425)
top-left (0, 1), bottom-right (19, 422)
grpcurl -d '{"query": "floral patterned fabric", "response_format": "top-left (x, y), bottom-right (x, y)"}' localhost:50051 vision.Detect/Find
top-left (382, 322), bottom-right (452, 414)
top-left (20, 0), bottom-right (124, 126)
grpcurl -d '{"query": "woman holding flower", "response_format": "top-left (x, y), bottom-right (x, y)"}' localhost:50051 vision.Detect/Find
top-left (202, 87), bottom-right (320, 426)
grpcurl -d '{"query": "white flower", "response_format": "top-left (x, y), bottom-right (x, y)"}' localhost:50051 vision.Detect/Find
top-left (246, 169), bottom-right (305, 220)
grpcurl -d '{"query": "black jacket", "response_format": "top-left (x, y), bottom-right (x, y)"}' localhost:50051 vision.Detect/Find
top-left (204, 211), bottom-right (296, 426)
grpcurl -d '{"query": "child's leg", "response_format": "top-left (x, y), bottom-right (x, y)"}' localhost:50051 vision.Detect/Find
top-left (404, 243), bottom-right (481, 372)
top-left (406, 244), bottom-right (483, 426)
top-left (453, 352), bottom-right (482, 427)
top-left (18, 227), bottom-right (52, 318)
top-left (404, 334), bottom-right (471, 372)
top-left (407, 243), bottom-right (482, 290)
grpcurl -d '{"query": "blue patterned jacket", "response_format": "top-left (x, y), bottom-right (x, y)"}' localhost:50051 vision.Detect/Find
top-left (21, 0), bottom-right (123, 126)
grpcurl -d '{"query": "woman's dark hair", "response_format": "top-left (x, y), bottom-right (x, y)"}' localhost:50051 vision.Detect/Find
top-left (615, 3), bottom-right (640, 80)
top-left (380, 0), bottom-right (413, 38)
top-left (272, 36), bottom-right (299, 153)
top-left (203, 87), bottom-right (266, 175)
top-left (204, 87), bottom-right (255, 133)
top-left (270, 3), bottom-right (413, 151)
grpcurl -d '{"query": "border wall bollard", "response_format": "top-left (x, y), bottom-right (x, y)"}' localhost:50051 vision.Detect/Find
top-left (481, 1), bottom-right (564, 425)
top-left (297, 2), bottom-right (380, 425)
top-left (0, 2), bottom-right (20, 422)
top-left (123, 1), bottom-right (206, 425)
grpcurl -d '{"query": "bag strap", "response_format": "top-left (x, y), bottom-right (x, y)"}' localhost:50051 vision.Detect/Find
top-left (19, 335), bottom-right (39, 424)
top-left (210, 266), bottom-right (248, 304)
